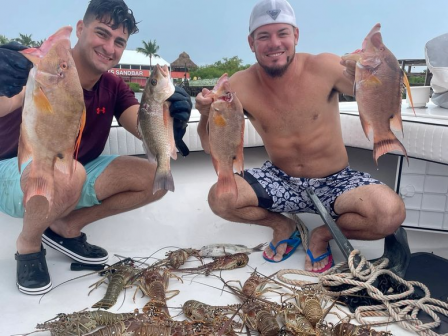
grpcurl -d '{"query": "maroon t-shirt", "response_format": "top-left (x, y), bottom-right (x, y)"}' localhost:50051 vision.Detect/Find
top-left (0, 73), bottom-right (138, 165)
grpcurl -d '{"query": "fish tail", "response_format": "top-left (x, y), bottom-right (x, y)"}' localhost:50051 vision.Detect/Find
top-left (251, 242), bottom-right (267, 252)
top-left (152, 168), bottom-right (175, 194)
top-left (373, 133), bottom-right (408, 165)
top-left (23, 160), bottom-right (54, 212)
top-left (216, 169), bottom-right (237, 198)
top-left (54, 154), bottom-right (75, 177)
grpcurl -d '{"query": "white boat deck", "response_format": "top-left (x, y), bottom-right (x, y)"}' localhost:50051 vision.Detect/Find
top-left (2, 147), bottom-right (448, 335)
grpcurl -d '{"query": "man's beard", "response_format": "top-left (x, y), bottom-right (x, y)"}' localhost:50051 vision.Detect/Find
top-left (258, 53), bottom-right (295, 78)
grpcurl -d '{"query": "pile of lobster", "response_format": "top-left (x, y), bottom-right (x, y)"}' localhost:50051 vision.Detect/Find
top-left (20, 245), bottom-right (394, 336)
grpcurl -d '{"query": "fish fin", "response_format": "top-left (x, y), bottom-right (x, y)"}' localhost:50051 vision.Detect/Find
top-left (364, 75), bottom-right (382, 87)
top-left (252, 243), bottom-right (266, 252)
top-left (211, 154), bottom-right (219, 175)
top-left (171, 146), bottom-right (178, 160)
top-left (402, 71), bottom-right (416, 116)
top-left (74, 107), bottom-right (86, 165)
top-left (152, 169), bottom-right (175, 194)
top-left (142, 141), bottom-right (156, 163)
top-left (213, 112), bottom-right (227, 127)
top-left (373, 132), bottom-right (408, 165)
top-left (358, 112), bottom-right (372, 140)
top-left (233, 136), bottom-right (244, 175)
top-left (34, 87), bottom-right (53, 113)
top-left (216, 168), bottom-right (237, 198)
top-left (54, 152), bottom-right (75, 176)
top-left (17, 131), bottom-right (32, 173)
top-left (23, 160), bottom-right (54, 213)
top-left (390, 111), bottom-right (404, 135)
top-left (202, 120), bottom-right (211, 154)
top-left (19, 48), bottom-right (42, 65)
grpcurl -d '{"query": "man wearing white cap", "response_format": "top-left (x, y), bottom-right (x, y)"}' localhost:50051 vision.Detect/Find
top-left (196, 0), bottom-right (405, 272)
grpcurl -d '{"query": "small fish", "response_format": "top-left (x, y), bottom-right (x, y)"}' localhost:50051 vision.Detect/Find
top-left (198, 242), bottom-right (267, 257)
top-left (18, 26), bottom-right (86, 212)
top-left (341, 23), bottom-right (413, 164)
top-left (206, 73), bottom-right (245, 198)
top-left (138, 64), bottom-right (176, 193)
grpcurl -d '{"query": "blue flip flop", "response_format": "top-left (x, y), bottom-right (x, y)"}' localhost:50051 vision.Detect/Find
top-left (263, 229), bottom-right (302, 263)
top-left (306, 245), bottom-right (335, 273)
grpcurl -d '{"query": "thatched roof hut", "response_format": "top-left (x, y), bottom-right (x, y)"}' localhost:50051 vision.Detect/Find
top-left (171, 52), bottom-right (198, 71)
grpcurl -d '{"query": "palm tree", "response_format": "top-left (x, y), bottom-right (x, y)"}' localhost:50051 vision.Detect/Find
top-left (14, 33), bottom-right (35, 47)
top-left (34, 39), bottom-right (45, 48)
top-left (0, 35), bottom-right (9, 45)
top-left (136, 40), bottom-right (160, 69)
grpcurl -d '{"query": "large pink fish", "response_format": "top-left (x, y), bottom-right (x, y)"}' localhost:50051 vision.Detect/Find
top-left (342, 23), bottom-right (413, 164)
top-left (206, 74), bottom-right (245, 198)
top-left (18, 26), bottom-right (86, 212)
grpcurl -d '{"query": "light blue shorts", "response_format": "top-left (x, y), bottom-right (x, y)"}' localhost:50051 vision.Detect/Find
top-left (0, 155), bottom-right (118, 218)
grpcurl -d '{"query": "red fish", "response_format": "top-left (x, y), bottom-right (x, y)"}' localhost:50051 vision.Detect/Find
top-left (342, 23), bottom-right (414, 164)
top-left (206, 74), bottom-right (245, 198)
top-left (18, 26), bottom-right (86, 212)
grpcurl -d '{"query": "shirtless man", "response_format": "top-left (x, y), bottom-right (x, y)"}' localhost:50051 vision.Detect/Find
top-left (195, 0), bottom-right (405, 272)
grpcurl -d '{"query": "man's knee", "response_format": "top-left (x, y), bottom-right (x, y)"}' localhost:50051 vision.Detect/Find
top-left (56, 162), bottom-right (86, 206)
top-left (207, 184), bottom-right (236, 219)
top-left (375, 195), bottom-right (405, 235)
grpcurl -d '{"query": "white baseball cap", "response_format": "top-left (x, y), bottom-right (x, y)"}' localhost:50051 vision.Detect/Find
top-left (249, 0), bottom-right (297, 35)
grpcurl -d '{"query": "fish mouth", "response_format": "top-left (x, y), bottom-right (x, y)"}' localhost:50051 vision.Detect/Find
top-left (213, 73), bottom-right (228, 91)
top-left (156, 64), bottom-right (170, 78)
top-left (217, 92), bottom-right (233, 103)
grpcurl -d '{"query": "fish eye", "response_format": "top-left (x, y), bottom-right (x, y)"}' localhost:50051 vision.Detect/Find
top-left (151, 79), bottom-right (157, 86)
top-left (60, 62), bottom-right (68, 70)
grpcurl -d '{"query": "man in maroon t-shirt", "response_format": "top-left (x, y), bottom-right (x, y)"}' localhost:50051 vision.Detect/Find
top-left (0, 0), bottom-right (191, 295)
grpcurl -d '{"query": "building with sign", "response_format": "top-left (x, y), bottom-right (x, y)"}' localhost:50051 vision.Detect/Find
top-left (170, 52), bottom-right (198, 83)
top-left (108, 50), bottom-right (170, 87)
top-left (108, 50), bottom-right (197, 87)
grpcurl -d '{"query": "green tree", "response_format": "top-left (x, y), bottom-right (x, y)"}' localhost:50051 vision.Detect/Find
top-left (191, 56), bottom-right (250, 79)
top-left (136, 40), bottom-right (160, 69)
top-left (0, 35), bottom-right (9, 44)
top-left (14, 33), bottom-right (35, 47)
top-left (13, 33), bottom-right (43, 47)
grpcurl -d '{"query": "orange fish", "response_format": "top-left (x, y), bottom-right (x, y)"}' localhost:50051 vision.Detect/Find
top-left (206, 74), bottom-right (245, 198)
top-left (18, 26), bottom-right (86, 212)
top-left (138, 64), bottom-right (176, 193)
top-left (342, 23), bottom-right (414, 164)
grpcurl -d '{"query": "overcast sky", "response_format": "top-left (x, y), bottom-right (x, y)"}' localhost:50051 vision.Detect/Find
top-left (0, 0), bottom-right (446, 66)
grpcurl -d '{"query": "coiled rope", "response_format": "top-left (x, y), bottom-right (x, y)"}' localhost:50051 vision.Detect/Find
top-left (279, 214), bottom-right (448, 336)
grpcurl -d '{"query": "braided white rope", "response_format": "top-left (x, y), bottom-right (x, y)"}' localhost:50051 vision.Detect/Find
top-left (277, 250), bottom-right (448, 335)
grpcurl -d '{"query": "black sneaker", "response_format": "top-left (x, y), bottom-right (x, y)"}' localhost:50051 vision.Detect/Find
top-left (42, 228), bottom-right (108, 265)
top-left (15, 246), bottom-right (52, 295)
